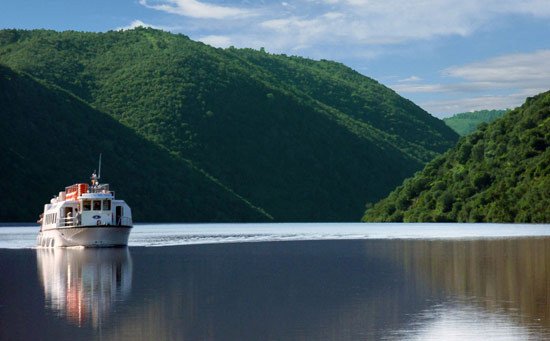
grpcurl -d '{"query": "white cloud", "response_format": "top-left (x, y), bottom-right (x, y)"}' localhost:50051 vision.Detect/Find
top-left (115, 19), bottom-right (181, 32)
top-left (393, 50), bottom-right (550, 116)
top-left (198, 35), bottom-right (233, 48)
top-left (139, 0), bottom-right (254, 19)
top-left (116, 20), bottom-right (160, 31)
top-left (134, 0), bottom-right (550, 116)
top-left (398, 76), bottom-right (422, 83)
top-left (207, 0), bottom-right (550, 55)
top-left (421, 93), bottom-right (528, 117)
top-left (260, 12), bottom-right (352, 48)
top-left (137, 0), bottom-right (550, 49)
top-left (395, 49), bottom-right (550, 94)
top-left (393, 82), bottom-right (506, 94)
top-left (257, 1), bottom-right (471, 46)
top-left (444, 50), bottom-right (550, 88)
top-left (496, 0), bottom-right (550, 17)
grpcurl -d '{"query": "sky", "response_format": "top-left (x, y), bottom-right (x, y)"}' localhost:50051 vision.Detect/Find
top-left (2, 0), bottom-right (550, 117)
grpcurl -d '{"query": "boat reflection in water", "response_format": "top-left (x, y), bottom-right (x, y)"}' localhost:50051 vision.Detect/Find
top-left (36, 247), bottom-right (132, 327)
top-left (27, 238), bottom-right (549, 339)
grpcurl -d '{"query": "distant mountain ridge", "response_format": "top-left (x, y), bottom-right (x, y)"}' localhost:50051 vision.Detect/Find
top-left (444, 109), bottom-right (508, 136)
top-left (0, 28), bottom-right (458, 222)
top-left (363, 91), bottom-right (550, 223)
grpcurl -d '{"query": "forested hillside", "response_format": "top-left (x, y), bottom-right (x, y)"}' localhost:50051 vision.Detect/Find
top-left (0, 65), bottom-right (270, 222)
top-left (444, 109), bottom-right (507, 136)
top-left (363, 91), bottom-right (550, 223)
top-left (0, 28), bottom-right (458, 221)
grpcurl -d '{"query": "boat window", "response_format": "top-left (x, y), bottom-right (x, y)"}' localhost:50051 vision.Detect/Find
top-left (103, 200), bottom-right (111, 211)
top-left (83, 200), bottom-right (91, 211)
top-left (93, 200), bottom-right (101, 211)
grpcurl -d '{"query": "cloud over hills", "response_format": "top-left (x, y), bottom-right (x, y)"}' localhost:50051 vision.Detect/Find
top-left (139, 0), bottom-right (254, 19)
top-left (120, 0), bottom-right (550, 115)
top-left (132, 0), bottom-right (550, 48)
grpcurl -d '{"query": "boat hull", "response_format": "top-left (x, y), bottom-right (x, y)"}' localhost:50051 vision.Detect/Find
top-left (37, 226), bottom-right (132, 248)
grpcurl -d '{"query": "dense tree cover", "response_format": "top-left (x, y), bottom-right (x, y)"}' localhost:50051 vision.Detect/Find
top-left (228, 49), bottom-right (457, 161)
top-left (0, 28), bottom-right (458, 221)
top-left (0, 65), bottom-right (270, 222)
top-left (363, 91), bottom-right (550, 223)
top-left (443, 109), bottom-right (508, 136)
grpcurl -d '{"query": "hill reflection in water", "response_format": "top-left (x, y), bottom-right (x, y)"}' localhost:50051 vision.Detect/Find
top-left (36, 247), bottom-right (132, 328)
top-left (387, 238), bottom-right (550, 340)
top-left (0, 237), bottom-right (547, 340)
top-left (400, 239), bottom-right (549, 320)
top-left (102, 238), bottom-right (549, 340)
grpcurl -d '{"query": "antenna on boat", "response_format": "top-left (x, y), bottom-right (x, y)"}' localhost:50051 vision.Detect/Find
top-left (98, 153), bottom-right (102, 180)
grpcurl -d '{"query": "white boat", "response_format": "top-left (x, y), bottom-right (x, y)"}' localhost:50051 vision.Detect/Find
top-left (37, 162), bottom-right (133, 247)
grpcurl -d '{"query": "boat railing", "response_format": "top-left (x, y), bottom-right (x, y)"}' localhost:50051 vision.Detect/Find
top-left (89, 184), bottom-right (113, 195)
top-left (60, 217), bottom-right (79, 228)
top-left (59, 216), bottom-right (131, 227)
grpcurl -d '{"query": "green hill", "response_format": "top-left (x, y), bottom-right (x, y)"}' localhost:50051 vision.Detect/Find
top-left (0, 65), bottom-right (270, 222)
top-left (443, 109), bottom-right (507, 135)
top-left (363, 91), bottom-right (550, 223)
top-left (0, 28), bottom-right (458, 222)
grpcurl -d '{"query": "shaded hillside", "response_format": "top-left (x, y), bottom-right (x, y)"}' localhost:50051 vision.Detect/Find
top-left (363, 91), bottom-right (550, 222)
top-left (444, 109), bottom-right (507, 136)
top-left (0, 65), bottom-right (270, 222)
top-left (231, 50), bottom-right (456, 159)
top-left (0, 28), bottom-right (458, 221)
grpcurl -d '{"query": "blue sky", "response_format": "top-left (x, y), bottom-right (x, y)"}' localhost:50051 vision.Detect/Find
top-left (2, 0), bottom-right (550, 117)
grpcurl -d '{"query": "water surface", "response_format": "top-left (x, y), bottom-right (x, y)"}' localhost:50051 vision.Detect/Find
top-left (0, 223), bottom-right (549, 340)
top-left (1, 222), bottom-right (549, 248)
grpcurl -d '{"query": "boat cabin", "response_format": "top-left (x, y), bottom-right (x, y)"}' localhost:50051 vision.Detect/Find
top-left (40, 182), bottom-right (132, 231)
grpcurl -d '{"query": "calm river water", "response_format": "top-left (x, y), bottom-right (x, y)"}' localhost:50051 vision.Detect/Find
top-left (0, 223), bottom-right (549, 340)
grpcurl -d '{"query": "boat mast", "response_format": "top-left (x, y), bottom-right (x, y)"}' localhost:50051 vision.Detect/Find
top-left (91, 153), bottom-right (101, 188)
top-left (98, 153), bottom-right (102, 181)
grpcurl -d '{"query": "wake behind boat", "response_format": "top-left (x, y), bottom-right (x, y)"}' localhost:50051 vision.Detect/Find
top-left (37, 158), bottom-right (132, 247)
